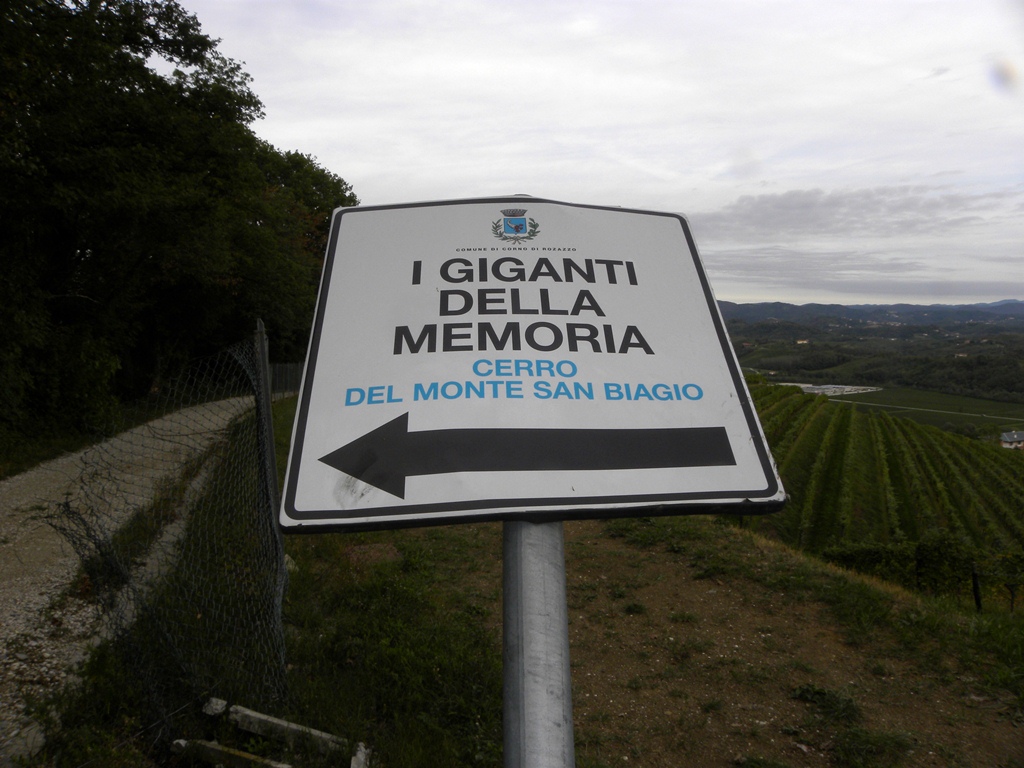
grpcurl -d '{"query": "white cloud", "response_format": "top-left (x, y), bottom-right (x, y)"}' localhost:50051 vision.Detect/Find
top-left (179, 0), bottom-right (1024, 303)
top-left (693, 185), bottom-right (1023, 240)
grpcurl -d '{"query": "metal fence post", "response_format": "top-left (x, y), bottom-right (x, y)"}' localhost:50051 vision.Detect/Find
top-left (254, 319), bottom-right (289, 695)
top-left (503, 520), bottom-right (575, 768)
top-left (255, 319), bottom-right (281, 513)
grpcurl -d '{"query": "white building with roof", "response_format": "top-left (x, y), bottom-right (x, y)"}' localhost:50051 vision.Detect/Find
top-left (1000, 431), bottom-right (1024, 450)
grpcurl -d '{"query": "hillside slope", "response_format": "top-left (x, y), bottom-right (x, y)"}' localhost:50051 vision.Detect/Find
top-left (19, 395), bottom-right (1024, 767)
top-left (563, 515), bottom-right (1023, 767)
top-left (272, 390), bottom-right (1024, 767)
top-left (279, 514), bottom-right (1024, 768)
top-left (746, 381), bottom-right (1024, 576)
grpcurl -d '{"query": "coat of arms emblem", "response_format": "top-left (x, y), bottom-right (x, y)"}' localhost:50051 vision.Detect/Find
top-left (492, 208), bottom-right (540, 244)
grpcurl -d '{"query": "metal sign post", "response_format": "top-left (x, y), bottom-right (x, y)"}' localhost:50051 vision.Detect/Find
top-left (503, 520), bottom-right (574, 768)
top-left (279, 195), bottom-right (786, 765)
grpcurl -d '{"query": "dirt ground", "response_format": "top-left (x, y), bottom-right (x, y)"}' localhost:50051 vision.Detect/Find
top-left (558, 519), bottom-right (1023, 768)
top-left (0, 450), bottom-right (100, 766)
top-left (0, 399), bottom-right (251, 765)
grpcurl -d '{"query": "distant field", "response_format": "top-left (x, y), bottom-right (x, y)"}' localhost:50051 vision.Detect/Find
top-left (830, 387), bottom-right (1024, 432)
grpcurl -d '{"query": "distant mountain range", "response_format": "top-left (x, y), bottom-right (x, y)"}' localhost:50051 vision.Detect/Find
top-left (718, 300), bottom-right (1024, 325)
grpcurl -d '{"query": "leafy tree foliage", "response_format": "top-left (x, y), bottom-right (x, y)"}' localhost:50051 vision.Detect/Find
top-left (730, 318), bottom-right (1024, 405)
top-left (1, 0), bottom-right (357, 434)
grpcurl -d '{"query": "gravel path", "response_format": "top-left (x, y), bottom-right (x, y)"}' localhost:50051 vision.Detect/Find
top-left (0, 399), bottom-right (252, 765)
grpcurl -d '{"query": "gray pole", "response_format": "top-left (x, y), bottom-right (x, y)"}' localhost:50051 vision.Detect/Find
top-left (503, 520), bottom-right (575, 768)
top-left (254, 319), bottom-right (281, 513)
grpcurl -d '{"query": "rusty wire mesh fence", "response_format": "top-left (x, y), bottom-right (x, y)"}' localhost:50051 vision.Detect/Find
top-left (43, 326), bottom-right (288, 737)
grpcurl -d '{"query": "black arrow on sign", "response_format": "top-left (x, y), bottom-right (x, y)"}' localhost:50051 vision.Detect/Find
top-left (319, 412), bottom-right (736, 499)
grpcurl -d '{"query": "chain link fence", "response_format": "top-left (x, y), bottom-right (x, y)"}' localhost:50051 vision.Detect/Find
top-left (43, 324), bottom-right (288, 738)
top-left (271, 362), bottom-right (303, 397)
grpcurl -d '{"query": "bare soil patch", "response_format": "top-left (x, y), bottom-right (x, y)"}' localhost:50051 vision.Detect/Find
top-left (387, 517), bottom-right (1022, 767)
top-left (561, 519), bottom-right (1022, 768)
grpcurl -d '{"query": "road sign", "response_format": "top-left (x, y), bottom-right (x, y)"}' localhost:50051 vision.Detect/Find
top-left (280, 196), bottom-right (784, 531)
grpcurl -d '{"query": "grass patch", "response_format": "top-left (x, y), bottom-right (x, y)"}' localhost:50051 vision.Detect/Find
top-left (818, 578), bottom-right (894, 646)
top-left (666, 636), bottom-right (714, 665)
top-left (791, 684), bottom-right (861, 725)
top-left (832, 727), bottom-right (912, 768)
top-left (789, 685), bottom-right (911, 766)
top-left (283, 530), bottom-right (503, 767)
top-left (272, 394), bottom-right (296, 490)
top-left (604, 516), bottom-right (712, 552)
top-left (700, 698), bottom-right (724, 714)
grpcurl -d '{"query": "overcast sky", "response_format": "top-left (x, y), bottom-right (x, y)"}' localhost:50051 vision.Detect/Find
top-left (177, 0), bottom-right (1024, 305)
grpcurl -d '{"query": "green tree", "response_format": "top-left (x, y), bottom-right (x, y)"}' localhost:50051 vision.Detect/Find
top-left (1, 0), bottom-right (356, 434)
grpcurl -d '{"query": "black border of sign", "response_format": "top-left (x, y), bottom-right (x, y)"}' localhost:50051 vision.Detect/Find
top-left (280, 196), bottom-right (785, 532)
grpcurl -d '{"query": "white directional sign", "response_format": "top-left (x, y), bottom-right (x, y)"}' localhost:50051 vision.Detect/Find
top-left (281, 196), bottom-right (784, 531)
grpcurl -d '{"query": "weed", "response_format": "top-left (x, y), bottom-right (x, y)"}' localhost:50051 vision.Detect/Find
top-left (669, 610), bottom-right (698, 624)
top-left (868, 662), bottom-right (890, 677)
top-left (700, 699), bottom-right (724, 714)
top-left (735, 756), bottom-right (793, 768)
top-left (604, 518), bottom-right (645, 541)
top-left (694, 564), bottom-right (728, 580)
top-left (831, 727), bottom-right (912, 768)
top-left (603, 516), bottom-right (712, 553)
top-left (760, 634), bottom-right (787, 652)
top-left (623, 602), bottom-right (646, 615)
top-left (568, 581), bottom-right (599, 609)
top-left (820, 578), bottom-right (893, 646)
top-left (666, 636), bottom-right (714, 665)
top-left (791, 684), bottom-right (861, 725)
top-left (603, 517), bottom-right (667, 548)
top-left (731, 664), bottom-right (773, 686)
top-left (787, 659), bottom-right (817, 674)
top-left (707, 656), bottom-right (741, 672)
